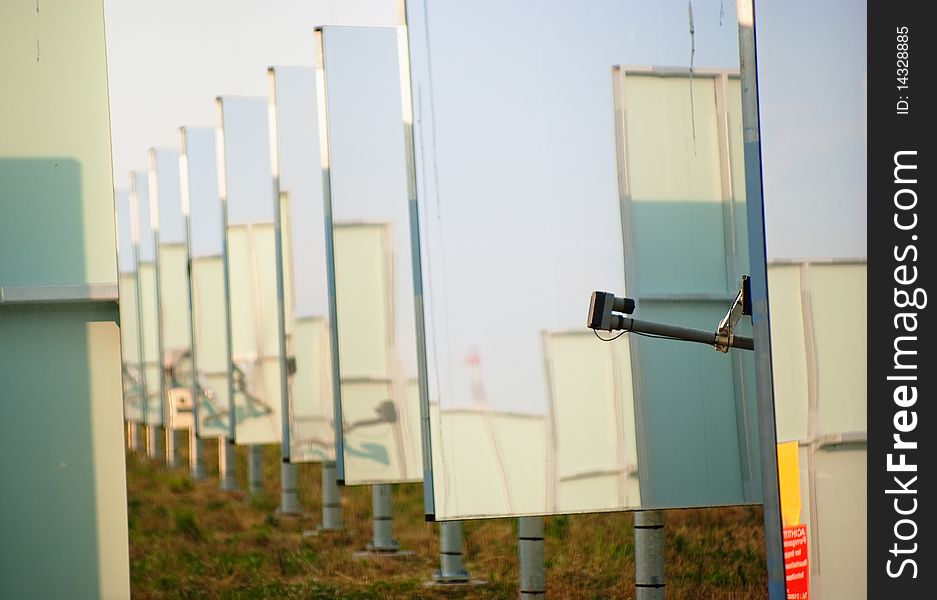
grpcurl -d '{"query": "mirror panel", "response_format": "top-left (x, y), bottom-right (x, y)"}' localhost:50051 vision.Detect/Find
top-left (217, 97), bottom-right (283, 445)
top-left (269, 66), bottom-right (335, 462)
top-left (151, 148), bottom-right (194, 431)
top-left (133, 169), bottom-right (163, 428)
top-left (180, 127), bottom-right (231, 438)
top-left (318, 26), bottom-right (423, 484)
top-left (404, 0), bottom-right (755, 519)
top-left (116, 189), bottom-right (145, 425)
top-left (754, 0), bottom-right (867, 596)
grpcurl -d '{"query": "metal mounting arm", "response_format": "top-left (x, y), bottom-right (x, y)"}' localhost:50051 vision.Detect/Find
top-left (587, 277), bottom-right (754, 352)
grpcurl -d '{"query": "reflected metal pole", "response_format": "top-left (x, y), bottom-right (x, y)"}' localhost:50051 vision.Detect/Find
top-left (518, 516), bottom-right (544, 598)
top-left (634, 510), bottom-right (665, 600)
top-left (189, 428), bottom-right (206, 480)
top-left (147, 425), bottom-right (163, 461)
top-left (165, 427), bottom-right (178, 468)
top-left (127, 422), bottom-right (138, 452)
top-left (219, 437), bottom-right (238, 491)
top-left (248, 444), bottom-right (264, 496)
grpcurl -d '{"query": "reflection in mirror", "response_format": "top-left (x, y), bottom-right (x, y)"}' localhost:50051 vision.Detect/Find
top-left (151, 148), bottom-right (194, 433)
top-left (317, 26), bottom-right (422, 484)
top-left (269, 66), bottom-right (335, 463)
top-left (614, 68), bottom-right (758, 507)
top-left (754, 1), bottom-right (867, 597)
top-left (404, 0), bottom-right (755, 519)
top-left (217, 97), bottom-right (283, 445)
top-left (180, 127), bottom-right (231, 440)
top-left (116, 189), bottom-right (145, 433)
top-left (132, 169), bottom-right (163, 432)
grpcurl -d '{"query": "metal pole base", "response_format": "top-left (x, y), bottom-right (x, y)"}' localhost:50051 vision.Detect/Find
top-left (315, 461), bottom-right (343, 532)
top-left (353, 484), bottom-right (413, 558)
top-left (248, 445), bottom-right (264, 497)
top-left (436, 521), bottom-right (468, 581)
top-left (277, 461), bottom-right (302, 515)
top-left (219, 438), bottom-right (238, 492)
top-left (635, 510), bottom-right (665, 600)
top-left (424, 521), bottom-right (488, 587)
top-left (519, 516), bottom-right (545, 598)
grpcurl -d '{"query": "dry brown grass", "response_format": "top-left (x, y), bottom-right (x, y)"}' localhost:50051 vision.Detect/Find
top-left (126, 442), bottom-right (767, 599)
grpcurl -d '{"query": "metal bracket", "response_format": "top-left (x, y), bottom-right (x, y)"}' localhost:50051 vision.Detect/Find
top-left (714, 276), bottom-right (751, 352)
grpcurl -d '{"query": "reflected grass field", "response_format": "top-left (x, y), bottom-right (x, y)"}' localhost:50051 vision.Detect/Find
top-left (126, 444), bottom-right (766, 599)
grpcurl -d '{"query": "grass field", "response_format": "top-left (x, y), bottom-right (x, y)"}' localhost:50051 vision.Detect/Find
top-left (126, 440), bottom-right (767, 599)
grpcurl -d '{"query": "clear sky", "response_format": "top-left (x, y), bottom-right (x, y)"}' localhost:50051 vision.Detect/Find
top-left (104, 0), bottom-right (400, 186)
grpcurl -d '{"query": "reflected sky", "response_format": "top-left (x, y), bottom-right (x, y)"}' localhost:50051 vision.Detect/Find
top-left (114, 189), bottom-right (135, 273)
top-left (180, 128), bottom-right (224, 258)
top-left (755, 0), bottom-right (866, 259)
top-left (150, 148), bottom-right (185, 244)
top-left (131, 170), bottom-right (154, 262)
top-left (322, 26), bottom-right (418, 378)
top-left (217, 97), bottom-right (275, 226)
top-left (270, 66), bottom-right (329, 320)
top-left (407, 0), bottom-right (742, 415)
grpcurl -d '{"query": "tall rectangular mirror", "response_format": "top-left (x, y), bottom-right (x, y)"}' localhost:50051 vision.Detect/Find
top-left (269, 66), bottom-right (336, 463)
top-left (132, 169), bottom-right (164, 431)
top-left (180, 127), bottom-right (231, 440)
top-left (317, 26), bottom-right (423, 485)
top-left (754, 0), bottom-right (867, 596)
top-left (116, 188), bottom-right (145, 428)
top-left (403, 0), bottom-right (760, 519)
top-left (216, 97), bottom-right (284, 445)
top-left (151, 148), bottom-right (195, 432)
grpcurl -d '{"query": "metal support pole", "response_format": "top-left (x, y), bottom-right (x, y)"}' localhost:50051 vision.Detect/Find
top-left (434, 521), bottom-right (470, 583)
top-left (737, 1), bottom-right (786, 597)
top-left (189, 428), bottom-right (206, 481)
top-left (518, 516), bottom-right (544, 598)
top-left (219, 437), bottom-right (238, 491)
top-left (634, 510), bottom-right (665, 600)
top-left (278, 461), bottom-right (301, 515)
top-left (369, 484), bottom-right (399, 551)
top-left (318, 460), bottom-right (343, 530)
top-left (248, 444), bottom-right (264, 497)
top-left (165, 427), bottom-right (178, 468)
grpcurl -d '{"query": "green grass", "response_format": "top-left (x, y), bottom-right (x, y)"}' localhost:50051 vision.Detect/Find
top-left (126, 443), bottom-right (767, 599)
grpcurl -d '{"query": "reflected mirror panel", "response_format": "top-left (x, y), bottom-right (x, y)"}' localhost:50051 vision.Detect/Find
top-left (181, 127), bottom-right (231, 439)
top-left (151, 148), bottom-right (194, 432)
top-left (217, 97), bottom-right (284, 445)
top-left (116, 188), bottom-right (145, 425)
top-left (404, 0), bottom-right (757, 519)
top-left (270, 66), bottom-right (335, 463)
top-left (756, 0), bottom-right (867, 596)
top-left (318, 26), bottom-right (422, 485)
top-left (133, 169), bottom-right (163, 428)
